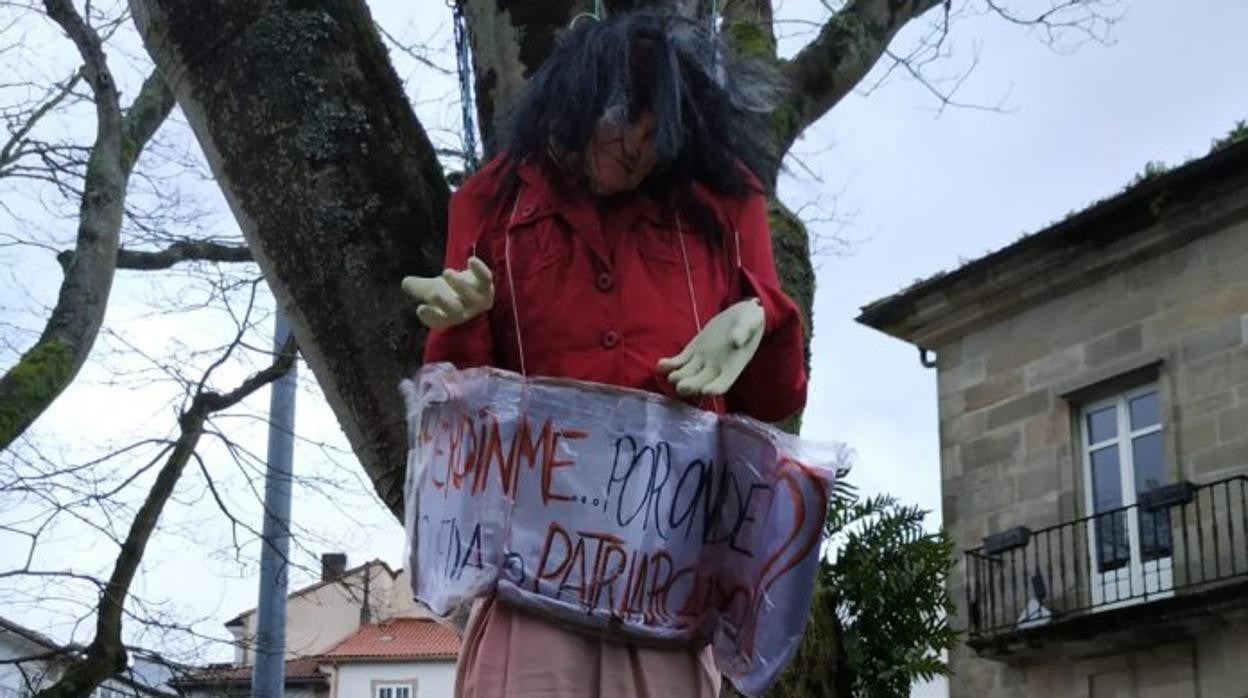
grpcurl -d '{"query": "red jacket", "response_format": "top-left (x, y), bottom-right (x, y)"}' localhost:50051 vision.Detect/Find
top-left (423, 160), bottom-right (807, 423)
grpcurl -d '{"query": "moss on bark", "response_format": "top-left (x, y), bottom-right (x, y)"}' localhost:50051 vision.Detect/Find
top-left (765, 200), bottom-right (815, 435)
top-left (0, 338), bottom-right (74, 449)
top-left (725, 19), bottom-right (775, 59)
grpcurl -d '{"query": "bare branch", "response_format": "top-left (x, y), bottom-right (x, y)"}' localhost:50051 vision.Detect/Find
top-left (983, 0), bottom-right (1120, 46)
top-left (782, 0), bottom-right (1119, 148)
top-left (376, 22), bottom-right (453, 76)
top-left (32, 338), bottom-right (297, 698)
top-left (782, 0), bottom-right (945, 149)
top-left (0, 69), bottom-right (83, 170)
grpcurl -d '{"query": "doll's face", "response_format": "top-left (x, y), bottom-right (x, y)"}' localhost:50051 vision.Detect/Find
top-left (584, 107), bottom-right (658, 195)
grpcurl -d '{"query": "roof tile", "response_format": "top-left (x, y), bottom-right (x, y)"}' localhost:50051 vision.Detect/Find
top-left (172, 657), bottom-right (326, 685)
top-left (322, 618), bottom-right (459, 661)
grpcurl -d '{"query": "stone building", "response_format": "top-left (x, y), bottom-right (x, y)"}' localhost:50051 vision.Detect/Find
top-left (858, 138), bottom-right (1248, 697)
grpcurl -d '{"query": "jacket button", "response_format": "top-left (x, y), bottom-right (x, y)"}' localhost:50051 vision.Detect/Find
top-left (595, 272), bottom-right (614, 292)
top-left (521, 203), bottom-right (537, 218)
top-left (601, 330), bottom-right (620, 349)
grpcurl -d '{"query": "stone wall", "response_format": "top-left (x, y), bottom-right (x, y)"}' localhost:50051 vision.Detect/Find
top-left (937, 218), bottom-right (1248, 697)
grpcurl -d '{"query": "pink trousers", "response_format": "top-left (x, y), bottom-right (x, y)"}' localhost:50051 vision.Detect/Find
top-left (454, 597), bottom-right (721, 698)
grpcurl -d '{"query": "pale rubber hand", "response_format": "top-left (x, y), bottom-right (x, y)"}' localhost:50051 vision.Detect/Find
top-left (401, 257), bottom-right (494, 329)
top-left (658, 299), bottom-right (765, 397)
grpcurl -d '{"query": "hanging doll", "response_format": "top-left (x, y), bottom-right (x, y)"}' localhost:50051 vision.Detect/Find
top-left (401, 10), bottom-right (807, 698)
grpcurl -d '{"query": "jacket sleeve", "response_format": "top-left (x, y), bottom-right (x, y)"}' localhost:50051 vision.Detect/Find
top-left (421, 187), bottom-right (496, 368)
top-left (725, 191), bottom-right (808, 422)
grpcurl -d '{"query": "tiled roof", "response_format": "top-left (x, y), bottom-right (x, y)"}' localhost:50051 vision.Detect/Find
top-left (170, 657), bottom-right (327, 686)
top-left (322, 618), bottom-right (460, 662)
top-left (857, 137), bottom-right (1248, 337)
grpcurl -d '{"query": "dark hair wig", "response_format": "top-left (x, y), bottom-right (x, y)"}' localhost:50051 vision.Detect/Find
top-left (496, 10), bottom-right (780, 237)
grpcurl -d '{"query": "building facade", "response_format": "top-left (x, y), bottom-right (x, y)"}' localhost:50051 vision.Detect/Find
top-left (0, 616), bottom-right (177, 698)
top-left (224, 556), bottom-right (413, 665)
top-left (173, 555), bottom-right (458, 698)
top-left (319, 618), bottom-right (458, 698)
top-left (859, 140), bottom-right (1248, 697)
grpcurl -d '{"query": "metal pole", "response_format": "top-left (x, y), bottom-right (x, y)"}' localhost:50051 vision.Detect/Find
top-left (252, 308), bottom-right (297, 697)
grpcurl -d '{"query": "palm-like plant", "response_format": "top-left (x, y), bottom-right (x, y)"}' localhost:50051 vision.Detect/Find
top-left (758, 477), bottom-right (958, 698)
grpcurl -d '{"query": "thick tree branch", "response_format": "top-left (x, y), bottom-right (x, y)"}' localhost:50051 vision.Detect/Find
top-left (33, 338), bottom-right (297, 698)
top-left (0, 0), bottom-right (125, 452)
top-left (0, 2), bottom-right (174, 452)
top-left (57, 239), bottom-right (254, 271)
top-left (781, 0), bottom-right (943, 149)
top-left (42, 0), bottom-right (119, 113)
top-left (721, 0), bottom-right (775, 54)
top-left (120, 67), bottom-right (175, 175)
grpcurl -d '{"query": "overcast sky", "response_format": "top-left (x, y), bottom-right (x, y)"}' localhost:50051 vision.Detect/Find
top-left (3, 1), bottom-right (1248, 696)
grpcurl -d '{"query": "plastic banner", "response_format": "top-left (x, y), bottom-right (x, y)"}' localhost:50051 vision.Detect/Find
top-left (403, 363), bottom-right (840, 696)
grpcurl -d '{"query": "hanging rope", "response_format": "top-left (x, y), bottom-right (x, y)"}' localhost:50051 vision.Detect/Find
top-left (570, 0), bottom-right (604, 28)
top-left (450, 1), bottom-right (480, 172)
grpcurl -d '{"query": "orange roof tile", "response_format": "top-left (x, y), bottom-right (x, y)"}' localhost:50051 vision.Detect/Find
top-left (171, 657), bottom-right (326, 686)
top-left (322, 618), bottom-right (460, 662)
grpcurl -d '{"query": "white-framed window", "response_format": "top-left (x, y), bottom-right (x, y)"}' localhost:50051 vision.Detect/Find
top-left (1080, 383), bottom-right (1173, 604)
top-left (376, 684), bottom-right (412, 698)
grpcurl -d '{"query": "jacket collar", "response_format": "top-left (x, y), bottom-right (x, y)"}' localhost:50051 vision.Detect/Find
top-left (515, 159), bottom-right (683, 218)
top-left (507, 162), bottom-right (607, 265)
top-left (506, 160), bottom-right (728, 266)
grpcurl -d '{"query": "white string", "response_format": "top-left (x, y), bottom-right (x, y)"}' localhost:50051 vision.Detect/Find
top-left (568, 11), bottom-right (598, 29)
top-left (675, 215), bottom-right (703, 334)
top-left (504, 197), bottom-right (527, 377)
top-left (675, 216), bottom-right (723, 413)
top-left (734, 226), bottom-right (742, 269)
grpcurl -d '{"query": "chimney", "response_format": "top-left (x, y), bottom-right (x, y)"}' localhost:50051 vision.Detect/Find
top-left (321, 553), bottom-right (347, 581)
top-left (359, 566), bottom-right (372, 626)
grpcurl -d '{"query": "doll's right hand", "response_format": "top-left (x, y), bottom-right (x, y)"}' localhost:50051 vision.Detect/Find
top-left (401, 256), bottom-right (494, 329)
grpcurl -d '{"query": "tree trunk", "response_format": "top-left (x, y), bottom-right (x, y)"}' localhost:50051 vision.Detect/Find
top-left (128, 0), bottom-right (451, 514)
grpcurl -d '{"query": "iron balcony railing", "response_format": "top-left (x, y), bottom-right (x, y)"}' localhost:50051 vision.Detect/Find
top-left (965, 475), bottom-right (1248, 640)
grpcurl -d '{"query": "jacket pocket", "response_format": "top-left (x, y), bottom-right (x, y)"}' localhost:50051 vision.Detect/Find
top-left (635, 219), bottom-right (710, 270)
top-left (490, 217), bottom-right (572, 281)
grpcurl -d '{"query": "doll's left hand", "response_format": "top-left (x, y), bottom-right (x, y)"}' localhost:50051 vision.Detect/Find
top-left (658, 299), bottom-right (765, 397)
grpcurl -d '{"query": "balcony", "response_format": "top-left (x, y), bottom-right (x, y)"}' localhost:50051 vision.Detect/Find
top-left (964, 476), bottom-right (1248, 657)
